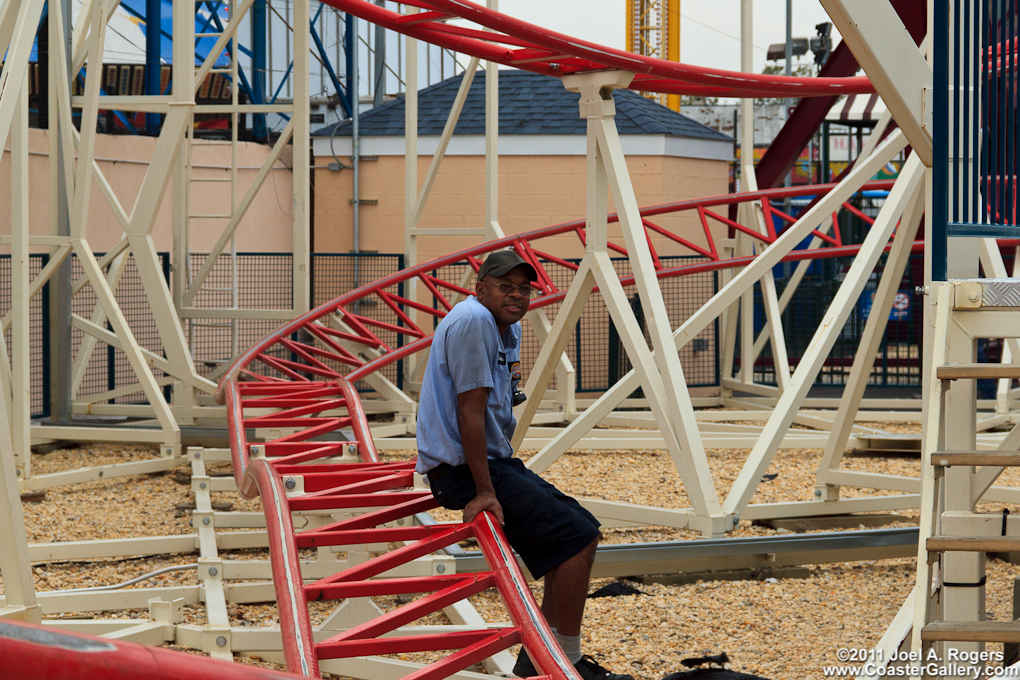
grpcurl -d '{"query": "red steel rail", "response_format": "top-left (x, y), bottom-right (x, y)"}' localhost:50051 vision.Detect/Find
top-left (218, 181), bottom-right (915, 679)
top-left (0, 619), bottom-right (301, 680)
top-left (317, 0), bottom-right (873, 99)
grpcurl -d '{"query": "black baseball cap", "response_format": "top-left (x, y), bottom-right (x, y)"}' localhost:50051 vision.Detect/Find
top-left (477, 250), bottom-right (538, 282)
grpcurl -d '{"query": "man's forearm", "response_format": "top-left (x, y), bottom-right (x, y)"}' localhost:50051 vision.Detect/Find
top-left (460, 409), bottom-right (494, 494)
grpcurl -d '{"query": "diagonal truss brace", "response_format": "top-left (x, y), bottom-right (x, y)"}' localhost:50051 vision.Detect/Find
top-left (526, 131), bottom-right (910, 499)
top-left (515, 71), bottom-right (724, 533)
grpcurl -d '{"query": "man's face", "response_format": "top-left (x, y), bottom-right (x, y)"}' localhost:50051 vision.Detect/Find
top-left (475, 266), bottom-right (532, 331)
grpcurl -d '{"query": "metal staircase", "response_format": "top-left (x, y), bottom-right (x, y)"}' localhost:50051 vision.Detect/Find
top-left (910, 284), bottom-right (1020, 677)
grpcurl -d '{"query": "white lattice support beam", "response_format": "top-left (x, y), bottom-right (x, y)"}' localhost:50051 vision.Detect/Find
top-left (10, 78), bottom-right (31, 477)
top-left (529, 130), bottom-right (909, 470)
top-left (72, 238), bottom-right (180, 439)
top-left (0, 0), bottom-right (46, 152)
top-left (815, 180), bottom-right (926, 493)
top-left (0, 375), bottom-right (38, 621)
top-left (48, 0), bottom-right (76, 219)
top-left (0, 86), bottom-right (38, 620)
top-left (820, 0), bottom-right (932, 165)
top-left (940, 297), bottom-right (983, 664)
top-left (592, 130), bottom-right (723, 532)
top-left (722, 153), bottom-right (925, 518)
top-left (292, 0), bottom-right (311, 315)
top-left (977, 239), bottom-right (1020, 413)
top-left (68, 0), bottom-right (109, 241)
top-left (404, 14), bottom-right (419, 382)
top-left (515, 258), bottom-right (596, 453)
top-left (411, 58), bottom-right (480, 230)
top-left (524, 309), bottom-right (576, 415)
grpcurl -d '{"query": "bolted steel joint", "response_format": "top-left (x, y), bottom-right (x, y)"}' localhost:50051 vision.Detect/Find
top-left (285, 478), bottom-right (297, 490)
top-left (216, 636), bottom-right (227, 647)
top-left (208, 567), bottom-right (218, 577)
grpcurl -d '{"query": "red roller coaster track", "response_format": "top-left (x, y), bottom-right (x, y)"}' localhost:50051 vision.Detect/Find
top-left (318, 0), bottom-right (874, 99)
top-left (0, 3), bottom-right (934, 677)
top-left (208, 180), bottom-right (931, 679)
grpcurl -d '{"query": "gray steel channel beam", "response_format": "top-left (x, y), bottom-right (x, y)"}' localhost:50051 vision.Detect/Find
top-left (446, 527), bottom-right (919, 578)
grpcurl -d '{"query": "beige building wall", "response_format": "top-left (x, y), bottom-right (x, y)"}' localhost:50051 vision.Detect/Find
top-left (1, 128), bottom-right (293, 253)
top-left (313, 148), bottom-right (729, 399)
top-left (312, 152), bottom-right (729, 262)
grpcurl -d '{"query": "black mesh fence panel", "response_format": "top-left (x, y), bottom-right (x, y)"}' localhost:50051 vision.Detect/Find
top-left (187, 253), bottom-right (294, 378)
top-left (428, 256), bottom-right (719, 393)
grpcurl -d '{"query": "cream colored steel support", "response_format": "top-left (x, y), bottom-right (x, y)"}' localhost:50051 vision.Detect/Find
top-left (192, 0), bottom-right (257, 87)
top-left (0, 83), bottom-right (38, 618)
top-left (410, 59), bottom-right (480, 230)
top-left (0, 0), bottom-right (46, 149)
top-left (516, 258), bottom-right (596, 452)
top-left (815, 182), bottom-right (926, 491)
top-left (722, 154), bottom-right (924, 517)
top-left (404, 22), bottom-right (419, 382)
top-left (0, 368), bottom-right (38, 621)
top-left (68, 0), bottom-right (109, 241)
top-left (940, 321), bottom-right (982, 673)
top-left (977, 240), bottom-right (1020, 413)
top-left (719, 241), bottom-right (738, 390)
top-left (820, 0), bottom-right (932, 164)
top-left (292, 0), bottom-right (310, 315)
top-left (10, 78), bottom-right (31, 477)
top-left (72, 239), bottom-right (180, 440)
top-left (530, 130), bottom-right (908, 469)
top-left (484, 0), bottom-right (499, 240)
top-left (524, 309), bottom-right (576, 416)
top-left (47, 0), bottom-right (75, 218)
top-left (521, 72), bottom-right (724, 533)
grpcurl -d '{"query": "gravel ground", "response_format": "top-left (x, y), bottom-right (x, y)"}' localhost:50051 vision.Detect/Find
top-left (8, 420), bottom-right (1020, 680)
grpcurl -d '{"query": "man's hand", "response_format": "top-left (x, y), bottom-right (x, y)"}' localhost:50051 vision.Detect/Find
top-left (464, 490), bottom-right (504, 525)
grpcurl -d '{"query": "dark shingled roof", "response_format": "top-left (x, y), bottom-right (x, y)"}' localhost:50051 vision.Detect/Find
top-left (313, 70), bottom-right (732, 142)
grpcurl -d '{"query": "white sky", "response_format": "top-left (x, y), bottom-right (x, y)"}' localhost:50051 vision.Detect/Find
top-left (495, 0), bottom-right (843, 74)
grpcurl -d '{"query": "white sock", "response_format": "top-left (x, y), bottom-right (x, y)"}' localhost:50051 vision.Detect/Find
top-left (554, 632), bottom-right (582, 665)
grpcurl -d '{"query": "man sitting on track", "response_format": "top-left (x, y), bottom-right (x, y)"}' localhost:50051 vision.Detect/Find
top-left (416, 249), bottom-right (635, 680)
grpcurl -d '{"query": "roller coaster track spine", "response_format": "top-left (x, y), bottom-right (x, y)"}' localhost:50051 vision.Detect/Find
top-left (214, 179), bottom-right (951, 679)
top-left (316, 0), bottom-right (874, 98)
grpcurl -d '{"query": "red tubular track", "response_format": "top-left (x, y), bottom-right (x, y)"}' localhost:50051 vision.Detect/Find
top-left (0, 620), bottom-right (300, 679)
top-left (216, 180), bottom-right (938, 679)
top-left (317, 0), bottom-right (873, 99)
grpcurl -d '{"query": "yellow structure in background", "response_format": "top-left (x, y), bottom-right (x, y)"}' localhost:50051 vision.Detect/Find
top-left (626, 0), bottom-right (681, 111)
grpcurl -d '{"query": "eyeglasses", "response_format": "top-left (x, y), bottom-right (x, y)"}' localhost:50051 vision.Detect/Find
top-left (483, 281), bottom-right (535, 297)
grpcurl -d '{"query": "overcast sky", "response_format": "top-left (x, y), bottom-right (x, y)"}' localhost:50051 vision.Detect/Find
top-left (495, 0), bottom-right (843, 74)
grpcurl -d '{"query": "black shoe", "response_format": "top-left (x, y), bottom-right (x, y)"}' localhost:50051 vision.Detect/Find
top-left (515, 650), bottom-right (635, 680)
top-left (573, 655), bottom-right (636, 680)
top-left (513, 648), bottom-right (538, 677)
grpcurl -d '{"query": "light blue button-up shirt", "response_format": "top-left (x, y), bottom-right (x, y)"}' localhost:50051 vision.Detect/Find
top-left (415, 296), bottom-right (522, 474)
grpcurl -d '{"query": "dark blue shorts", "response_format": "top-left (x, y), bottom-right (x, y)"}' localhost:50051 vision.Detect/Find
top-left (428, 457), bottom-right (601, 579)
